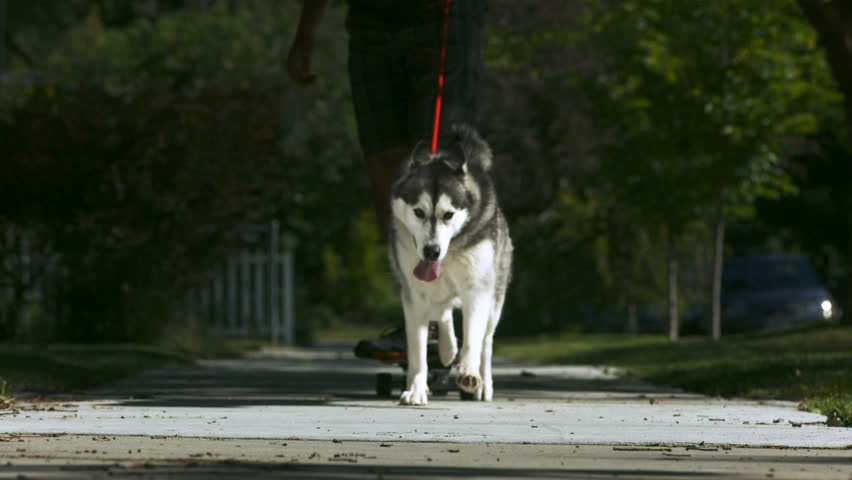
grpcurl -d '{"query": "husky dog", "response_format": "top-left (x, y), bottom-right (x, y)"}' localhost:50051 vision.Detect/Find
top-left (389, 124), bottom-right (513, 406)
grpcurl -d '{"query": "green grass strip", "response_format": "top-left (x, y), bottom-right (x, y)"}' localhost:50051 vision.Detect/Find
top-left (497, 323), bottom-right (852, 427)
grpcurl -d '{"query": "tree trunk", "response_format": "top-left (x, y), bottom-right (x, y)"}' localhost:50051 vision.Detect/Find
top-left (710, 199), bottom-right (726, 341)
top-left (627, 303), bottom-right (638, 335)
top-left (667, 238), bottom-right (679, 341)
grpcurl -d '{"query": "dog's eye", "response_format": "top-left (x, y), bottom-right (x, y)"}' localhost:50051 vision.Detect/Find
top-left (414, 208), bottom-right (425, 219)
top-left (442, 211), bottom-right (454, 221)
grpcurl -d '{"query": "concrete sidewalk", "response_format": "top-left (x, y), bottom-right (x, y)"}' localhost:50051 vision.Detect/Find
top-left (1, 345), bottom-right (850, 479)
top-left (2, 436), bottom-right (851, 480)
top-left (2, 346), bottom-right (847, 447)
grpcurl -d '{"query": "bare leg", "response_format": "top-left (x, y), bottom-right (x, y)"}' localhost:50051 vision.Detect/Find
top-left (365, 144), bottom-right (415, 241)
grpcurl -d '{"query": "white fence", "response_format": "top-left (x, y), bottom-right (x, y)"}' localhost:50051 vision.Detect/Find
top-left (1, 222), bottom-right (294, 343)
top-left (0, 225), bottom-right (66, 333)
top-left (186, 220), bottom-right (295, 345)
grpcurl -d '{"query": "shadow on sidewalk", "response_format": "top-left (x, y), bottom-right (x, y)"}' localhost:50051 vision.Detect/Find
top-left (88, 345), bottom-right (686, 409)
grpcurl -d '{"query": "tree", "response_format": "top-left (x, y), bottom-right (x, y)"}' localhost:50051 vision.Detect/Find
top-left (1, 1), bottom-right (369, 340)
top-left (582, 0), bottom-right (840, 338)
top-left (796, 0), bottom-right (852, 316)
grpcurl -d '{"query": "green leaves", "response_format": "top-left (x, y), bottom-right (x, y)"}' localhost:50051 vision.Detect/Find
top-left (1, 2), bottom-right (363, 340)
top-left (495, 0), bottom-right (845, 334)
top-left (584, 0), bottom-right (840, 225)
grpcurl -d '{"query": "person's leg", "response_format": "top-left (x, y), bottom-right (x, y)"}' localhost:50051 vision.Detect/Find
top-left (406, 0), bottom-right (486, 143)
top-left (347, 26), bottom-right (417, 356)
top-left (348, 3), bottom-right (486, 358)
top-left (365, 143), bottom-right (418, 240)
top-left (347, 29), bottom-right (410, 239)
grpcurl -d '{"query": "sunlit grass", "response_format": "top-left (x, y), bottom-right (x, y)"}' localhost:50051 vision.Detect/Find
top-left (497, 322), bottom-right (852, 426)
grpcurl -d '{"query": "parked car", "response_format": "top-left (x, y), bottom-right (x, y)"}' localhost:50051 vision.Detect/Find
top-left (719, 254), bottom-right (837, 332)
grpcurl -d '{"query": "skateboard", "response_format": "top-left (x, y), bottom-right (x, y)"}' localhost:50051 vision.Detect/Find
top-left (354, 322), bottom-right (475, 400)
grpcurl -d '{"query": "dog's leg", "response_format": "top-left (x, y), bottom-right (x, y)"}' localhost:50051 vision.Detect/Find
top-left (400, 297), bottom-right (430, 406)
top-left (480, 291), bottom-right (506, 401)
top-left (437, 307), bottom-right (458, 367)
top-left (479, 319), bottom-right (498, 401)
top-left (455, 293), bottom-right (490, 395)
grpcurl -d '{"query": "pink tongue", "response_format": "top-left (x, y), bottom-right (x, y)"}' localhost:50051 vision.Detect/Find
top-left (413, 260), bottom-right (440, 282)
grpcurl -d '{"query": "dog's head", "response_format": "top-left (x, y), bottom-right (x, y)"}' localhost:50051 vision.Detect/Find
top-left (391, 125), bottom-right (491, 282)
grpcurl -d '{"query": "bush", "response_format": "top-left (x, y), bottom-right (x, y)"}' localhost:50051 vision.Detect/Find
top-left (0, 87), bottom-right (286, 341)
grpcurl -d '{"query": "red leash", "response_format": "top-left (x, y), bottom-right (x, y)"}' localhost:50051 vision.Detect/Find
top-left (430, 0), bottom-right (453, 153)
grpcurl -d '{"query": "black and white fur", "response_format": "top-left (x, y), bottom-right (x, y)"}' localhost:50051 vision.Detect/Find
top-left (389, 125), bottom-right (513, 405)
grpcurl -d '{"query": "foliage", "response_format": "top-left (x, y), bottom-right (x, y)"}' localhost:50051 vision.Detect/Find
top-left (487, 0), bottom-right (844, 336)
top-left (499, 193), bottom-right (603, 335)
top-left (583, 0), bottom-right (840, 225)
top-left (796, 0), bottom-right (852, 144)
top-left (1, 86), bottom-right (288, 341)
top-left (1, 0), bottom-right (848, 341)
top-left (734, 132), bottom-right (852, 316)
top-left (320, 210), bottom-right (399, 325)
top-left (1, 1), bottom-right (366, 341)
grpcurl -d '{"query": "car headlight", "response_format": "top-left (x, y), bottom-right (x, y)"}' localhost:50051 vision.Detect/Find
top-left (821, 300), bottom-right (833, 319)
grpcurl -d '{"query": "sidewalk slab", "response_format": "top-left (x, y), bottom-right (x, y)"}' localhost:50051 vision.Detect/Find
top-left (1, 436), bottom-right (851, 480)
top-left (1, 347), bottom-right (849, 448)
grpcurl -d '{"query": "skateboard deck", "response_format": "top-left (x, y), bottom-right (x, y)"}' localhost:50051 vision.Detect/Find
top-left (354, 323), bottom-right (474, 400)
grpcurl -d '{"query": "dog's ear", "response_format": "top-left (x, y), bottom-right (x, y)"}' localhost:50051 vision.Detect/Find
top-left (399, 140), bottom-right (432, 176)
top-left (449, 124), bottom-right (492, 172)
top-left (441, 141), bottom-right (467, 173)
top-left (411, 140), bottom-right (432, 166)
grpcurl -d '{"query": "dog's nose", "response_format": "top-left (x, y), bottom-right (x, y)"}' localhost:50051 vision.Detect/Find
top-left (423, 244), bottom-right (441, 262)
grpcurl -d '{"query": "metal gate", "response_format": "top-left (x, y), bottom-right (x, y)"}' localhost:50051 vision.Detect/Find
top-left (186, 220), bottom-right (295, 344)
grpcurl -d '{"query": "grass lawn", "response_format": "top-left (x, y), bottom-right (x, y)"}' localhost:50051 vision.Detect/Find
top-left (496, 322), bottom-right (852, 427)
top-left (0, 338), bottom-right (262, 401)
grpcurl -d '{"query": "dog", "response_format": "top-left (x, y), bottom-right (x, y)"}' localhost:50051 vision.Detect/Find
top-left (389, 124), bottom-right (513, 405)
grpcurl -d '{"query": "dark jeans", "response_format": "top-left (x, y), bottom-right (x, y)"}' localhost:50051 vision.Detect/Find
top-left (347, 0), bottom-right (486, 155)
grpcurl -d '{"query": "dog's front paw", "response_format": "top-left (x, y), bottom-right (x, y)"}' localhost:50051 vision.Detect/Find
top-left (399, 382), bottom-right (430, 406)
top-left (455, 365), bottom-right (482, 394)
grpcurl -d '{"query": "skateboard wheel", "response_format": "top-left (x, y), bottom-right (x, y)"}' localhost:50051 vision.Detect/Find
top-left (459, 390), bottom-right (476, 401)
top-left (428, 369), bottom-right (451, 396)
top-left (376, 373), bottom-right (393, 398)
